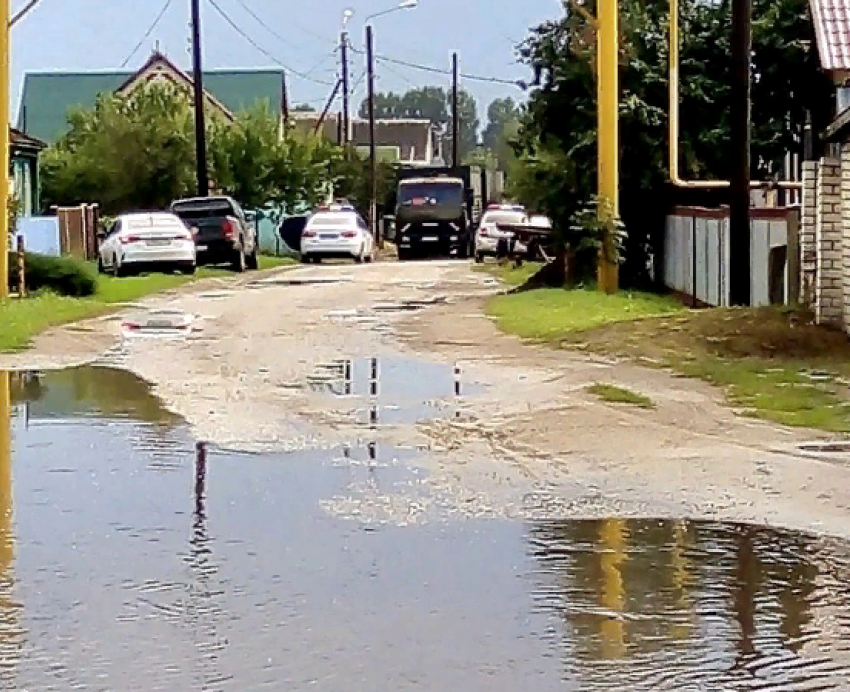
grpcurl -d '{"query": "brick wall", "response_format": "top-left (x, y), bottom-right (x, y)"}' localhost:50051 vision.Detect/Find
top-left (801, 161), bottom-right (818, 305)
top-left (815, 158), bottom-right (843, 326)
top-left (843, 144), bottom-right (850, 333)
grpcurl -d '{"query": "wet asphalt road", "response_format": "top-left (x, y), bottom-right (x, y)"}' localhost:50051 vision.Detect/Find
top-left (2, 365), bottom-right (850, 690)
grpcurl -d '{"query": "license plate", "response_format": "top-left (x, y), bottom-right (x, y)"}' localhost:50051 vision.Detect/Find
top-left (412, 198), bottom-right (425, 205)
top-left (147, 321), bottom-right (172, 329)
top-left (196, 245), bottom-right (208, 251)
top-left (422, 236), bottom-right (438, 242)
top-left (320, 234), bottom-right (338, 240)
top-left (147, 239), bottom-right (170, 247)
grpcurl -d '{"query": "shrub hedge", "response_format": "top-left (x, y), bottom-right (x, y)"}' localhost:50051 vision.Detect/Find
top-left (6, 252), bottom-right (97, 297)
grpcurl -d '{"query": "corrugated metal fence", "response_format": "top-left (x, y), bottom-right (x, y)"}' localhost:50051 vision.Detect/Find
top-left (664, 206), bottom-right (796, 307)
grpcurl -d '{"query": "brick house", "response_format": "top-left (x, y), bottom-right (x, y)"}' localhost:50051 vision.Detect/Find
top-left (801, 0), bottom-right (850, 327)
top-left (290, 111), bottom-right (444, 165)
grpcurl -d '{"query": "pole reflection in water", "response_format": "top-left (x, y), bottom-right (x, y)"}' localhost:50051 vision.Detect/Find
top-left (597, 519), bottom-right (627, 660)
top-left (0, 373), bottom-right (23, 685)
top-left (187, 441), bottom-right (230, 690)
top-left (526, 519), bottom-right (850, 689)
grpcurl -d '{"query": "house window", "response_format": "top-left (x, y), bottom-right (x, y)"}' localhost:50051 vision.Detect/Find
top-left (838, 87), bottom-right (850, 115)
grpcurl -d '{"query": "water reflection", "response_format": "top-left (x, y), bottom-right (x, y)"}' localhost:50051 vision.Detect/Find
top-left (528, 519), bottom-right (850, 689)
top-left (9, 366), bottom-right (179, 425)
top-left (0, 373), bottom-right (24, 686)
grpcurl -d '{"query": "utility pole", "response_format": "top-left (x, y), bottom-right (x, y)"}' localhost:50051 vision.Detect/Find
top-left (729, 0), bottom-right (751, 306)
top-left (597, 0), bottom-right (619, 293)
top-left (282, 71), bottom-right (289, 125)
top-left (452, 52), bottom-right (459, 168)
top-left (366, 24), bottom-right (378, 244)
top-left (341, 31), bottom-right (350, 145)
top-left (1, 0), bottom-right (10, 299)
top-left (190, 0), bottom-right (209, 198)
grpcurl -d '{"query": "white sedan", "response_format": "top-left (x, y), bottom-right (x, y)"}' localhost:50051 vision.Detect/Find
top-left (99, 212), bottom-right (196, 276)
top-left (474, 206), bottom-right (528, 262)
top-left (300, 210), bottom-right (375, 264)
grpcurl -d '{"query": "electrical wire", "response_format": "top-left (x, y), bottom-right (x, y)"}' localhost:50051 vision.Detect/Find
top-left (121, 0), bottom-right (173, 68)
top-left (349, 45), bottom-right (525, 87)
top-left (206, 0), bottom-right (335, 85)
top-left (231, 0), bottom-right (337, 56)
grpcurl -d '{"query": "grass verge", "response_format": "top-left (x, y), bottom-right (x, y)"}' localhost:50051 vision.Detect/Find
top-left (587, 383), bottom-right (654, 409)
top-left (487, 281), bottom-right (850, 433)
top-left (488, 286), bottom-right (684, 340)
top-left (474, 261), bottom-right (545, 286)
top-left (0, 255), bottom-right (296, 352)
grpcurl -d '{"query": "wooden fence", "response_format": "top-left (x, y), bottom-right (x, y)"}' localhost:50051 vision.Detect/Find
top-left (50, 204), bottom-right (100, 260)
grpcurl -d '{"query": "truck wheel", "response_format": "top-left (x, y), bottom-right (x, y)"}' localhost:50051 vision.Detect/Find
top-left (246, 246), bottom-right (259, 270)
top-left (475, 252), bottom-right (484, 264)
top-left (300, 254), bottom-right (311, 264)
top-left (397, 248), bottom-right (410, 262)
top-left (232, 245), bottom-right (246, 273)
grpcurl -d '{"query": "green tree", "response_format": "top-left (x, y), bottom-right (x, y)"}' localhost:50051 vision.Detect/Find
top-left (513, 0), bottom-right (832, 287)
top-left (41, 84), bottom-right (198, 214)
top-left (209, 102), bottom-right (340, 213)
top-left (41, 84), bottom-right (342, 217)
top-left (359, 86), bottom-right (479, 162)
top-left (481, 97), bottom-right (521, 150)
top-left (330, 150), bottom-right (396, 219)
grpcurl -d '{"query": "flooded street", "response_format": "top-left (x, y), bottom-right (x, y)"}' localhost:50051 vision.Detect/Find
top-left (3, 262), bottom-right (850, 688)
top-left (2, 366), bottom-right (850, 689)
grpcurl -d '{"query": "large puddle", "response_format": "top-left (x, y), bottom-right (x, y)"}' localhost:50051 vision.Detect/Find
top-left (1, 368), bottom-right (850, 689)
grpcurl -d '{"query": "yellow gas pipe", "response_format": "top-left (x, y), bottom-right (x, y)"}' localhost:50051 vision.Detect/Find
top-left (669, 0), bottom-right (800, 191)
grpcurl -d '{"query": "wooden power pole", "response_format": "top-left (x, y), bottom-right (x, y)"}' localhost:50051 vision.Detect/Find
top-left (452, 52), bottom-right (459, 167)
top-left (366, 24), bottom-right (378, 243)
top-left (190, 0), bottom-right (209, 197)
top-left (729, 0), bottom-right (752, 306)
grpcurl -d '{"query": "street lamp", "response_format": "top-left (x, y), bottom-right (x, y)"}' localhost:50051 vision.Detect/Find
top-left (365, 0), bottom-right (418, 245)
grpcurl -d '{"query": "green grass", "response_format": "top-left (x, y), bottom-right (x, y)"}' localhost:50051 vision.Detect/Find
top-left (487, 287), bottom-right (684, 340)
top-left (587, 383), bottom-right (654, 409)
top-left (474, 261), bottom-right (545, 286)
top-left (487, 288), bottom-right (850, 433)
top-left (0, 255), bottom-right (296, 352)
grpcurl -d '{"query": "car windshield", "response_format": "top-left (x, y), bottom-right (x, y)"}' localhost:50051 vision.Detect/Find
top-left (172, 200), bottom-right (235, 218)
top-left (399, 182), bottom-right (464, 207)
top-left (483, 213), bottom-right (525, 226)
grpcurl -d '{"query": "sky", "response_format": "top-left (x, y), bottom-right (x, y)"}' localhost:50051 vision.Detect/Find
top-left (10, 0), bottom-right (564, 126)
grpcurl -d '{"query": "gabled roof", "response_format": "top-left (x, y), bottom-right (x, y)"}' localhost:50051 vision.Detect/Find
top-left (116, 51), bottom-right (233, 121)
top-left (17, 52), bottom-right (284, 144)
top-left (10, 127), bottom-right (46, 151)
top-left (811, 0), bottom-right (850, 71)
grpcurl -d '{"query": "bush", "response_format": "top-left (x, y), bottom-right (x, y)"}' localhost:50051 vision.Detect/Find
top-left (7, 252), bottom-right (97, 297)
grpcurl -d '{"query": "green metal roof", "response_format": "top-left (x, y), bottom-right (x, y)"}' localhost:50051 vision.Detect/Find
top-left (17, 68), bottom-right (284, 144)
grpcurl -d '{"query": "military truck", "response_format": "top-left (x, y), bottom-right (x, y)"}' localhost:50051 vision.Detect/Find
top-left (393, 165), bottom-right (501, 261)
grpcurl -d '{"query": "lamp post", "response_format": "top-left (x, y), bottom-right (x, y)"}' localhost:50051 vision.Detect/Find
top-left (365, 0), bottom-right (418, 245)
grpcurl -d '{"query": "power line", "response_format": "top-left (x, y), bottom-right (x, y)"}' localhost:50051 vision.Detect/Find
top-left (230, 0), bottom-right (336, 55)
top-left (232, 0), bottom-right (335, 45)
top-left (350, 46), bottom-right (524, 87)
top-left (121, 0), bottom-right (173, 68)
top-left (206, 0), bottom-right (335, 85)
